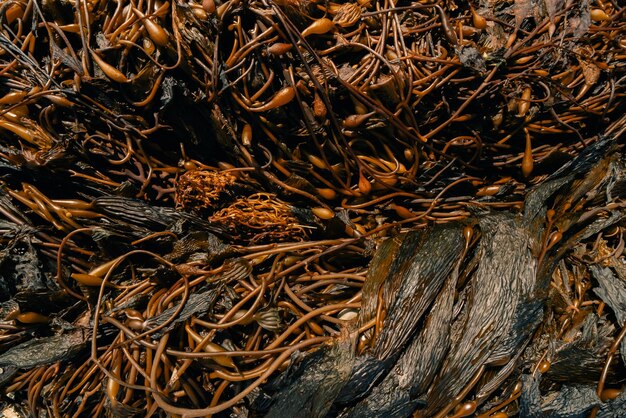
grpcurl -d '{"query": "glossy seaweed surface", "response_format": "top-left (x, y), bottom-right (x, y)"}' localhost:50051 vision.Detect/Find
top-left (0, 0), bottom-right (625, 416)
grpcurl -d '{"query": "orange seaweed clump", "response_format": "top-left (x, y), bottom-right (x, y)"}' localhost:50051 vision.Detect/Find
top-left (210, 193), bottom-right (309, 243)
top-left (176, 170), bottom-right (236, 211)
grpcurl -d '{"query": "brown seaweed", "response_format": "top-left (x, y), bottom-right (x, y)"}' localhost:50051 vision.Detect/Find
top-left (0, 329), bottom-right (87, 370)
top-left (0, 0), bottom-right (624, 415)
top-left (591, 265), bottom-right (626, 365)
top-left (141, 285), bottom-right (222, 338)
top-left (257, 136), bottom-right (626, 417)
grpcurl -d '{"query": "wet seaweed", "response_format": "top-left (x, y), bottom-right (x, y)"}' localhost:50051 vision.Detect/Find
top-left (0, 0), bottom-right (624, 416)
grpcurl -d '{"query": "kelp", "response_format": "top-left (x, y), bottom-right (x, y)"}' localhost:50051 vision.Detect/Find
top-left (256, 136), bottom-right (626, 417)
top-left (0, 0), bottom-right (624, 415)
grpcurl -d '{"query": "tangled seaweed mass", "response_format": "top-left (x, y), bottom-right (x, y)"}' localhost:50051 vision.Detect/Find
top-left (0, 0), bottom-right (625, 416)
